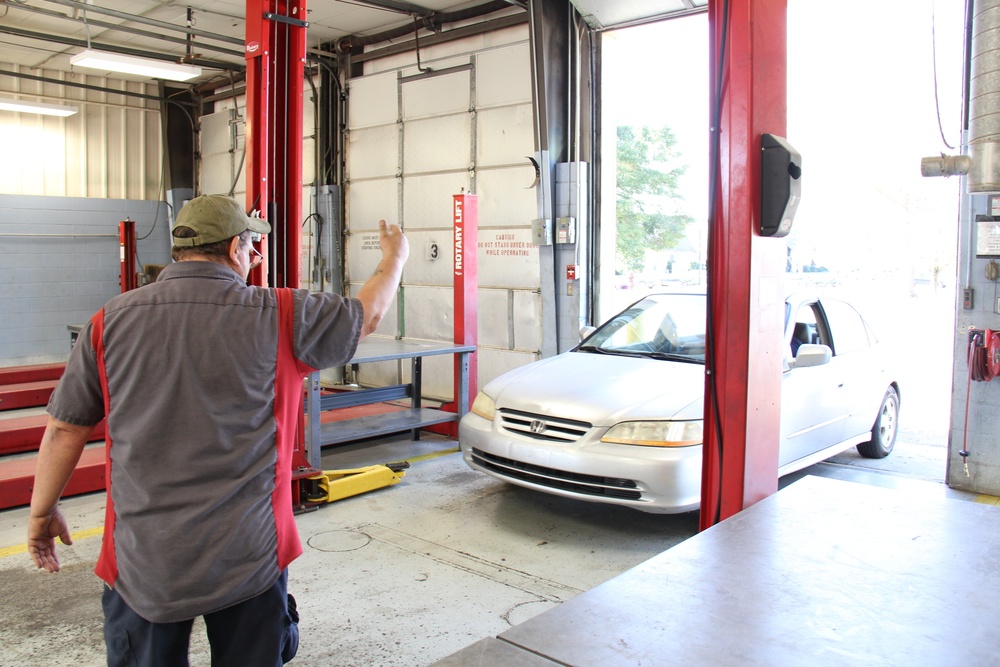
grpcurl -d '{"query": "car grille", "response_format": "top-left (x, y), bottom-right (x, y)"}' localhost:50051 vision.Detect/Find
top-left (498, 408), bottom-right (591, 443)
top-left (470, 448), bottom-right (641, 501)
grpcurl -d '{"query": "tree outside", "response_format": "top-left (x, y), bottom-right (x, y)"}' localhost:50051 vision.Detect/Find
top-left (615, 125), bottom-right (694, 273)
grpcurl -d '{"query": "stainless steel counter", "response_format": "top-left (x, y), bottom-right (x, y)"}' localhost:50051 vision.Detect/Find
top-left (435, 475), bottom-right (1000, 666)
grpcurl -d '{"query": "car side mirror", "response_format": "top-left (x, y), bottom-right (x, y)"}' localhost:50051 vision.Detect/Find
top-left (791, 343), bottom-right (831, 368)
top-left (580, 325), bottom-right (596, 341)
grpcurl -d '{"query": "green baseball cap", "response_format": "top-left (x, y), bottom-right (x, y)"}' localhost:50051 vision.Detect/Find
top-left (171, 194), bottom-right (271, 247)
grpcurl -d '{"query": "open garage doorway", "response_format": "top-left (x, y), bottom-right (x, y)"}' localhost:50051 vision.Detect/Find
top-left (598, 12), bottom-right (709, 323)
top-left (598, 1), bottom-right (966, 483)
top-left (785, 0), bottom-right (964, 482)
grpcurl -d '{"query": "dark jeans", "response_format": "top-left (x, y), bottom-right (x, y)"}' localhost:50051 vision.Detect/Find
top-left (102, 570), bottom-right (299, 667)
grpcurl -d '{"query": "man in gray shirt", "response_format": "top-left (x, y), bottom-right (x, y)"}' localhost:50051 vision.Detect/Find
top-left (27, 194), bottom-right (409, 665)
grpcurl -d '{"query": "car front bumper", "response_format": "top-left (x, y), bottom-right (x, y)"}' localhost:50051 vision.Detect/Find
top-left (458, 412), bottom-right (703, 514)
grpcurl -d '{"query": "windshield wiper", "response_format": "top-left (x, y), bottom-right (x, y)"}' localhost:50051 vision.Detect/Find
top-left (645, 352), bottom-right (704, 364)
top-left (577, 345), bottom-right (617, 355)
top-left (578, 345), bottom-right (654, 358)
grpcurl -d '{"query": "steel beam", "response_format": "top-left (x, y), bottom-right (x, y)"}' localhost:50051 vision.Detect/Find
top-left (701, 0), bottom-right (787, 528)
top-left (41, 0), bottom-right (245, 46)
top-left (245, 0), bottom-right (306, 291)
top-left (246, 0), bottom-right (309, 472)
top-left (120, 219), bottom-right (137, 293)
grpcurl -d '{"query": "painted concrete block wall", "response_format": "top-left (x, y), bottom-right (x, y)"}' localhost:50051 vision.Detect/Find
top-left (0, 195), bottom-right (171, 367)
top-left (950, 196), bottom-right (1000, 495)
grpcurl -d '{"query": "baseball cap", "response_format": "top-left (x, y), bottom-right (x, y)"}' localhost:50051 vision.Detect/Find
top-left (171, 194), bottom-right (271, 247)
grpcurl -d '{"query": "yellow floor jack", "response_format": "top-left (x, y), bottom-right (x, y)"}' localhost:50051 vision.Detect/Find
top-left (301, 461), bottom-right (410, 505)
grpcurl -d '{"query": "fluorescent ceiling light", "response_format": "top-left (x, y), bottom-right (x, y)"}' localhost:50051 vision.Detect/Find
top-left (0, 97), bottom-right (78, 117)
top-left (71, 49), bottom-right (202, 82)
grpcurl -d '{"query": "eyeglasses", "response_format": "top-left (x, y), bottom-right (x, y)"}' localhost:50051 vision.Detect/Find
top-left (244, 241), bottom-right (263, 270)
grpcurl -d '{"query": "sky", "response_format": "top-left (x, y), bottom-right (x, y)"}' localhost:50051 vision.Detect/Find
top-left (601, 0), bottom-right (967, 286)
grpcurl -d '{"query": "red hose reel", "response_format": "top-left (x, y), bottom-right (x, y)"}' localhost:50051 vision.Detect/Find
top-left (961, 328), bottom-right (1000, 474)
top-left (968, 328), bottom-right (1000, 382)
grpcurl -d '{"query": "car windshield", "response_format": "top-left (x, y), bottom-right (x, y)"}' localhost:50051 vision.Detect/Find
top-left (579, 294), bottom-right (707, 362)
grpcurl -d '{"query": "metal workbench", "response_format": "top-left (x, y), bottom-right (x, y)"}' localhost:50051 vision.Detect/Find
top-left (433, 475), bottom-right (1000, 666)
top-left (303, 338), bottom-right (476, 469)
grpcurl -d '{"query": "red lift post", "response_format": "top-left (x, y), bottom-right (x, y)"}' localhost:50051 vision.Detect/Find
top-left (119, 219), bottom-right (137, 292)
top-left (453, 192), bottom-right (478, 421)
top-left (244, 0), bottom-right (311, 501)
top-left (422, 193), bottom-right (479, 439)
top-left (700, 0), bottom-right (788, 528)
top-left (244, 0), bottom-right (306, 291)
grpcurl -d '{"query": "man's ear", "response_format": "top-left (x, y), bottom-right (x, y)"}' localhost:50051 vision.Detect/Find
top-left (228, 236), bottom-right (242, 263)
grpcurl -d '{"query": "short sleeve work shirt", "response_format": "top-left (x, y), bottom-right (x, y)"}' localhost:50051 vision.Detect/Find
top-left (47, 260), bottom-right (364, 622)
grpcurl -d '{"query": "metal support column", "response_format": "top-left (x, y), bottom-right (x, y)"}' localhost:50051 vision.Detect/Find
top-left (244, 0), bottom-right (307, 290)
top-left (453, 193), bottom-right (478, 417)
top-left (119, 219), bottom-right (136, 293)
top-left (245, 0), bottom-right (311, 481)
top-left (701, 0), bottom-right (788, 528)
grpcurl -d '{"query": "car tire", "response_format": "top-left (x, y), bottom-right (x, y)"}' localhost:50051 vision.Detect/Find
top-left (856, 386), bottom-right (899, 459)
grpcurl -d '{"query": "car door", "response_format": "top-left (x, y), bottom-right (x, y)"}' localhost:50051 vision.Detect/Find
top-left (779, 302), bottom-right (849, 467)
top-left (818, 298), bottom-right (886, 440)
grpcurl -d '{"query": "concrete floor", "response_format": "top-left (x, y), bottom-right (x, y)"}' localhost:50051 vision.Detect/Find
top-left (0, 427), bottom-right (981, 666)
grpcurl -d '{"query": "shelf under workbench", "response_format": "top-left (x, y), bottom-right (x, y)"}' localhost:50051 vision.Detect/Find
top-left (303, 338), bottom-right (476, 468)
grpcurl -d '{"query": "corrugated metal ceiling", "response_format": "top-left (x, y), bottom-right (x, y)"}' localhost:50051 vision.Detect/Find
top-left (0, 0), bottom-right (706, 86)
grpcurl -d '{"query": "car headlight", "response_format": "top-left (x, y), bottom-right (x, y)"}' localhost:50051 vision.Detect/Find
top-left (600, 420), bottom-right (703, 447)
top-left (470, 392), bottom-right (496, 421)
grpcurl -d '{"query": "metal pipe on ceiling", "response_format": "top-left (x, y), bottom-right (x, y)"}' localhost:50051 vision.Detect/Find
top-left (192, 71), bottom-right (247, 96)
top-left (39, 0), bottom-right (245, 46)
top-left (350, 0), bottom-right (435, 17)
top-left (0, 68), bottom-right (194, 105)
top-left (344, 13), bottom-right (528, 64)
top-left (0, 25), bottom-right (243, 71)
top-left (1, 1), bottom-right (244, 58)
top-left (331, 0), bottom-right (521, 53)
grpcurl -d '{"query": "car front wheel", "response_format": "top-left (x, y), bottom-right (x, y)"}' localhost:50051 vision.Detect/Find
top-left (856, 386), bottom-right (899, 459)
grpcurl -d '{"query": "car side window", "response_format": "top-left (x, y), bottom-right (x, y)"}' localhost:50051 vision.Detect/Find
top-left (790, 304), bottom-right (823, 357)
top-left (819, 299), bottom-right (869, 355)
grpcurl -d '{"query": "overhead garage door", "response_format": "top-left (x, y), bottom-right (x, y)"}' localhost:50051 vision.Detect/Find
top-left (346, 39), bottom-right (541, 400)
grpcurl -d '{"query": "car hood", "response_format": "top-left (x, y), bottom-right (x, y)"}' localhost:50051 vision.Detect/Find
top-left (484, 351), bottom-right (706, 425)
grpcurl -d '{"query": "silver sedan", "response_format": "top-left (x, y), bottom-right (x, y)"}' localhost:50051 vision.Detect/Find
top-left (459, 292), bottom-right (899, 513)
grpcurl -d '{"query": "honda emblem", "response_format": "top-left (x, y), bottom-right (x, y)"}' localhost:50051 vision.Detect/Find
top-left (529, 420), bottom-right (546, 434)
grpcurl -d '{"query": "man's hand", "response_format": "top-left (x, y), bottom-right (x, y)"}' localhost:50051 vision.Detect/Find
top-left (28, 416), bottom-right (92, 573)
top-left (27, 508), bottom-right (73, 573)
top-left (378, 220), bottom-right (409, 265)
